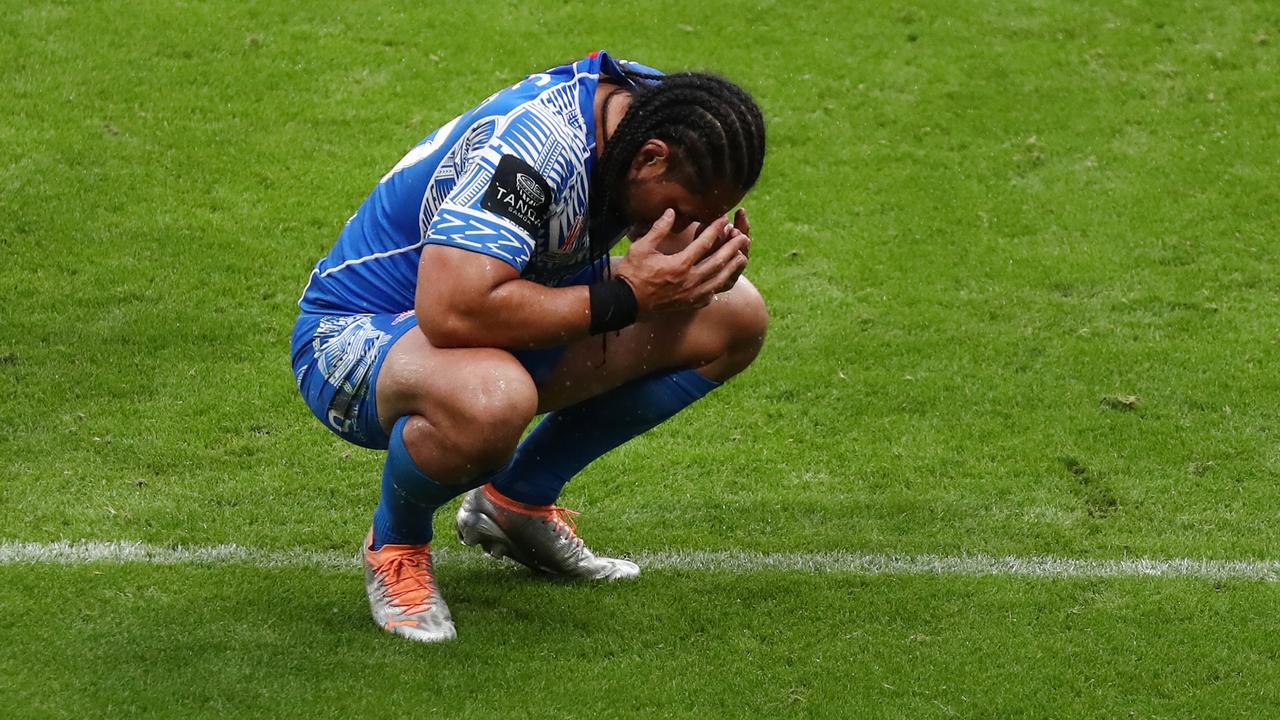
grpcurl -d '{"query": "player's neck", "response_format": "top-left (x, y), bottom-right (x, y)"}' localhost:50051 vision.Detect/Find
top-left (594, 82), bottom-right (633, 157)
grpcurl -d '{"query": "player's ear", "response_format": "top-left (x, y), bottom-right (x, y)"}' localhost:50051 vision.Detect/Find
top-left (629, 139), bottom-right (671, 181)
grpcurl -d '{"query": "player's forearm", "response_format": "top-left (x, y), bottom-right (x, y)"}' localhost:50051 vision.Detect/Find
top-left (422, 279), bottom-right (592, 350)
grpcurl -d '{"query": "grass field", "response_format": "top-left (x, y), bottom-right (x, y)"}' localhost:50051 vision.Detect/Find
top-left (3, 0), bottom-right (1279, 717)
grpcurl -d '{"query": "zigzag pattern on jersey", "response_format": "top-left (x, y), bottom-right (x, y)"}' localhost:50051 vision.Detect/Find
top-left (427, 206), bottom-right (533, 267)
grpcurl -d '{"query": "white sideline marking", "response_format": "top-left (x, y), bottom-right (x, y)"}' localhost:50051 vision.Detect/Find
top-left (3, 541), bottom-right (1280, 581)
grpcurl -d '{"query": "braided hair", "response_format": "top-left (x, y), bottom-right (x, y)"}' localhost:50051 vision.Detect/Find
top-left (590, 69), bottom-right (767, 255)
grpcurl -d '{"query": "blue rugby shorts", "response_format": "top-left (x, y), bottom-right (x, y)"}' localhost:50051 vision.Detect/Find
top-left (290, 311), bottom-right (568, 449)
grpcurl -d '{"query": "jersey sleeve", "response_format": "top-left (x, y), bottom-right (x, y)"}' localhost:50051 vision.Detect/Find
top-left (424, 108), bottom-right (573, 273)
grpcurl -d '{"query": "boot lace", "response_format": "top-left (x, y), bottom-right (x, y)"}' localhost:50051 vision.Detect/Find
top-left (544, 505), bottom-right (583, 547)
top-left (376, 551), bottom-right (435, 614)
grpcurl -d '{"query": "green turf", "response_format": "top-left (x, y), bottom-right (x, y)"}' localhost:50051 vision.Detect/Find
top-left (2, 0), bottom-right (1279, 716)
top-left (5, 564), bottom-right (1280, 719)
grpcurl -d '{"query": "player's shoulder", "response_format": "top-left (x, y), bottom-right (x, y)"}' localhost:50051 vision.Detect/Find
top-left (464, 60), bottom-right (594, 194)
top-left (474, 57), bottom-right (587, 120)
top-left (609, 56), bottom-right (665, 81)
top-left (455, 52), bottom-right (667, 208)
top-left (480, 51), bottom-right (663, 135)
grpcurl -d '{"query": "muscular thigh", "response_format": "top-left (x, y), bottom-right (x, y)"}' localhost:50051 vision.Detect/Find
top-left (375, 325), bottom-right (536, 437)
top-left (374, 275), bottom-right (764, 422)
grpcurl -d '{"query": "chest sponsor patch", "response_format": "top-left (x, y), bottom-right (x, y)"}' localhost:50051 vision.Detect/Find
top-left (481, 154), bottom-right (553, 236)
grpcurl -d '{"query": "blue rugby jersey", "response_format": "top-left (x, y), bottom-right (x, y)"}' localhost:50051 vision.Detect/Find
top-left (298, 51), bottom-right (659, 316)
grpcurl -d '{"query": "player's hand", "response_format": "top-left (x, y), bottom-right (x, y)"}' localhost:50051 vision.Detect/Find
top-left (615, 209), bottom-right (749, 317)
top-left (716, 208), bottom-right (752, 293)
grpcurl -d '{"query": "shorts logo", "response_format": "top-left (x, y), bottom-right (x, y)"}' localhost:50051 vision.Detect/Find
top-left (312, 315), bottom-right (391, 440)
top-left (481, 154), bottom-right (553, 236)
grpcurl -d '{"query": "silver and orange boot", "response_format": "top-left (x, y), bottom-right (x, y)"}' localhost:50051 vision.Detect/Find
top-left (362, 530), bottom-right (456, 642)
top-left (455, 486), bottom-right (640, 581)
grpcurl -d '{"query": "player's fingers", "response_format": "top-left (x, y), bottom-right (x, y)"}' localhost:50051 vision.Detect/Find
top-left (675, 217), bottom-right (730, 267)
top-left (729, 210), bottom-right (751, 257)
top-left (633, 209), bottom-right (676, 250)
top-left (690, 232), bottom-right (748, 281)
top-left (696, 249), bottom-right (749, 296)
top-left (733, 208), bottom-right (751, 238)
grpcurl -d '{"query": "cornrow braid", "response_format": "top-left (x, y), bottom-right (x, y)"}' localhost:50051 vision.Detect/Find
top-left (590, 69), bottom-right (766, 256)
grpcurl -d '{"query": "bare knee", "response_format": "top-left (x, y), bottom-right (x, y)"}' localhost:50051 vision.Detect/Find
top-left (699, 277), bottom-right (768, 382)
top-left (450, 358), bottom-right (537, 468)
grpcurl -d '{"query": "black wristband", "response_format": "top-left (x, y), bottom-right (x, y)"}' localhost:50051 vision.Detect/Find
top-left (588, 278), bottom-right (639, 334)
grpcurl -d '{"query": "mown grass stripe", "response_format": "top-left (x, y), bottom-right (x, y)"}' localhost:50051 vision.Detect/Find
top-left (4, 541), bottom-right (1280, 581)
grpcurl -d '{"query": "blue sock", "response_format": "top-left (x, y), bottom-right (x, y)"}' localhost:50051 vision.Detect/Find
top-left (371, 415), bottom-right (476, 549)
top-left (491, 368), bottom-right (721, 506)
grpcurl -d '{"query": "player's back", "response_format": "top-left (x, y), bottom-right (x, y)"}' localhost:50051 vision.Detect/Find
top-left (298, 53), bottom-right (635, 317)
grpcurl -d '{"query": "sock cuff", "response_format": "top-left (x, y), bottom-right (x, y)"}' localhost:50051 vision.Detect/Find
top-left (672, 368), bottom-right (723, 399)
top-left (386, 415), bottom-right (432, 485)
top-left (483, 484), bottom-right (555, 513)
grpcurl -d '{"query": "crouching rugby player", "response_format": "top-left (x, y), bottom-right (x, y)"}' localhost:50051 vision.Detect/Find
top-left (290, 51), bottom-right (767, 642)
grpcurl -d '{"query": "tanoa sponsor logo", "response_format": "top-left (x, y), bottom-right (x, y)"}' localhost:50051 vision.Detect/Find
top-left (515, 173), bottom-right (545, 205)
